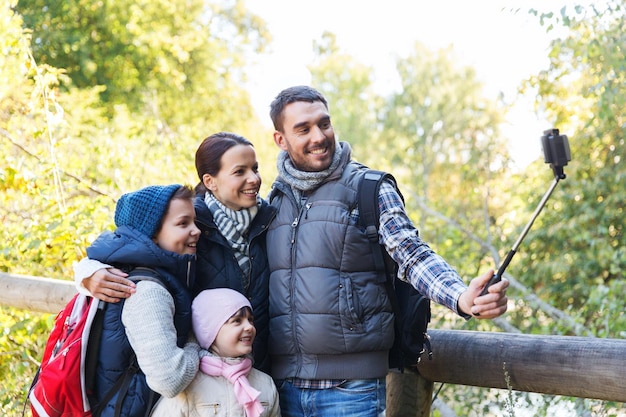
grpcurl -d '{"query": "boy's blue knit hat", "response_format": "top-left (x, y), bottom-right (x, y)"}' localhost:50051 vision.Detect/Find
top-left (114, 184), bottom-right (181, 238)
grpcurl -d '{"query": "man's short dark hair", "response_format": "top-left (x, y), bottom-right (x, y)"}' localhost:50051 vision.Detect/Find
top-left (269, 86), bottom-right (328, 132)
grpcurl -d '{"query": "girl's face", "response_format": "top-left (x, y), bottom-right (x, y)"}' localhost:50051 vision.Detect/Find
top-left (153, 198), bottom-right (200, 255)
top-left (203, 144), bottom-right (261, 210)
top-left (211, 307), bottom-right (256, 358)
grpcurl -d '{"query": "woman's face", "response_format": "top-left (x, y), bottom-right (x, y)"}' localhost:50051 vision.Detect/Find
top-left (203, 144), bottom-right (261, 210)
top-left (153, 198), bottom-right (200, 255)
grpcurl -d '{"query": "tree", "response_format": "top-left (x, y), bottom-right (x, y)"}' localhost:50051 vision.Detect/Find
top-left (517, 1), bottom-right (625, 337)
top-left (380, 42), bottom-right (512, 282)
top-left (16, 0), bottom-right (270, 133)
top-left (0, 2), bottom-right (73, 412)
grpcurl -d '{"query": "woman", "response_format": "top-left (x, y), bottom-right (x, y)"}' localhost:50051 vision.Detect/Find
top-left (75, 132), bottom-right (276, 373)
top-left (191, 132), bottom-right (275, 372)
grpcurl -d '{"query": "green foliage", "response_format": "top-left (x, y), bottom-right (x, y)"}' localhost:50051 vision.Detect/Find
top-left (515, 1), bottom-right (625, 337)
top-left (380, 42), bottom-right (512, 281)
top-left (0, 6), bottom-right (109, 413)
top-left (0, 307), bottom-right (51, 414)
top-left (16, 0), bottom-right (269, 134)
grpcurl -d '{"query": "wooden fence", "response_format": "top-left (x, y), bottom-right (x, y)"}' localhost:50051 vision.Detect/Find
top-left (2, 272), bottom-right (625, 416)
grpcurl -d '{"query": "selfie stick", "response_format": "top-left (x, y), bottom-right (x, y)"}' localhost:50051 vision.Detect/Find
top-left (479, 129), bottom-right (571, 296)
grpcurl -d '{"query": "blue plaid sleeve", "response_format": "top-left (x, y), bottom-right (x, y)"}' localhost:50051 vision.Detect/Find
top-left (377, 181), bottom-right (468, 315)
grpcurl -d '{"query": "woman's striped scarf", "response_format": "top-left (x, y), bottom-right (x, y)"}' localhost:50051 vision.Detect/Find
top-left (204, 192), bottom-right (259, 289)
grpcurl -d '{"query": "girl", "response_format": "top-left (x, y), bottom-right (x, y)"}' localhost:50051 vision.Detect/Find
top-left (150, 288), bottom-right (280, 416)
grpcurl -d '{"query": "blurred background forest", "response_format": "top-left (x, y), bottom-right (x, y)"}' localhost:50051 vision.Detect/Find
top-left (1, 0), bottom-right (624, 415)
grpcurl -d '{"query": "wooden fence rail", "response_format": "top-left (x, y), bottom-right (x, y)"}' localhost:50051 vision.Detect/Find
top-left (0, 272), bottom-right (76, 314)
top-left (2, 272), bottom-right (625, 415)
top-left (418, 329), bottom-right (626, 402)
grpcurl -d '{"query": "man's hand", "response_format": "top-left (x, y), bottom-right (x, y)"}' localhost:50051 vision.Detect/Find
top-left (458, 269), bottom-right (509, 319)
top-left (83, 268), bottom-right (136, 303)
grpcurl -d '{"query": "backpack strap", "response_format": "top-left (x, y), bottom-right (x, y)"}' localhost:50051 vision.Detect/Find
top-left (357, 170), bottom-right (403, 273)
top-left (90, 354), bottom-right (140, 417)
top-left (357, 169), bottom-right (404, 342)
top-left (85, 299), bottom-right (106, 402)
top-left (128, 266), bottom-right (166, 286)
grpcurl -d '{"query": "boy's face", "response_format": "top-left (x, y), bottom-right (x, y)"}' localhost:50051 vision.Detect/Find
top-left (153, 198), bottom-right (200, 255)
top-left (211, 308), bottom-right (256, 358)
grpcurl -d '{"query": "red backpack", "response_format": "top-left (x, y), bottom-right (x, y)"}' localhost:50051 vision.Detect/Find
top-left (29, 293), bottom-right (101, 417)
top-left (29, 268), bottom-right (163, 417)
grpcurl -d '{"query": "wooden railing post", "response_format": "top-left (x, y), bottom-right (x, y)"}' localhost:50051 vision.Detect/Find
top-left (387, 367), bottom-right (433, 416)
top-left (3, 273), bottom-right (626, 406)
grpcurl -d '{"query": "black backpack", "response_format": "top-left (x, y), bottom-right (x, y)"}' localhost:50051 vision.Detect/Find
top-left (357, 169), bottom-right (432, 371)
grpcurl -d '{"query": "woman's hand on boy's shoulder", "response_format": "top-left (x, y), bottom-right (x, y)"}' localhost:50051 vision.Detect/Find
top-left (84, 267), bottom-right (136, 302)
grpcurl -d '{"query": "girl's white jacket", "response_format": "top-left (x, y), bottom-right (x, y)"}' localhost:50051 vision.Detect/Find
top-left (150, 353), bottom-right (281, 417)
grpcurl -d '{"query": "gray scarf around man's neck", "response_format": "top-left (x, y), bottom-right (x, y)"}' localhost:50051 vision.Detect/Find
top-left (276, 142), bottom-right (350, 203)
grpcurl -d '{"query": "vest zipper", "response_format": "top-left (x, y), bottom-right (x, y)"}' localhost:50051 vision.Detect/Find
top-left (290, 217), bottom-right (299, 243)
top-left (186, 260), bottom-right (192, 287)
top-left (289, 205), bottom-right (307, 367)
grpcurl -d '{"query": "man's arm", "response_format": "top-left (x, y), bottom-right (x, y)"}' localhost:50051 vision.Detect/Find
top-left (73, 257), bottom-right (136, 302)
top-left (377, 181), bottom-right (508, 319)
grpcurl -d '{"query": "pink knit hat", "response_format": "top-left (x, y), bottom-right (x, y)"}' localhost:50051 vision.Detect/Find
top-left (192, 288), bottom-right (252, 349)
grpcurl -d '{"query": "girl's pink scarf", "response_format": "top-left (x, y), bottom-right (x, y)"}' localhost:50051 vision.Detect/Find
top-left (200, 356), bottom-right (264, 417)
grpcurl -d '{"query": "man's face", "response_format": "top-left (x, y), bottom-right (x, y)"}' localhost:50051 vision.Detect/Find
top-left (273, 101), bottom-right (336, 172)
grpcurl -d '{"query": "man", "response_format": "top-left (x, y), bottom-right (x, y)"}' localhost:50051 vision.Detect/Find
top-left (265, 85), bottom-right (508, 417)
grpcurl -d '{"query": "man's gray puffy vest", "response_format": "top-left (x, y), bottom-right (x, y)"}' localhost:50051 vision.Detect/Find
top-left (267, 162), bottom-right (394, 380)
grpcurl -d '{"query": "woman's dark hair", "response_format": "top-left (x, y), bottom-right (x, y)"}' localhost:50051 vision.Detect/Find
top-left (269, 85), bottom-right (328, 132)
top-left (194, 132), bottom-right (253, 195)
